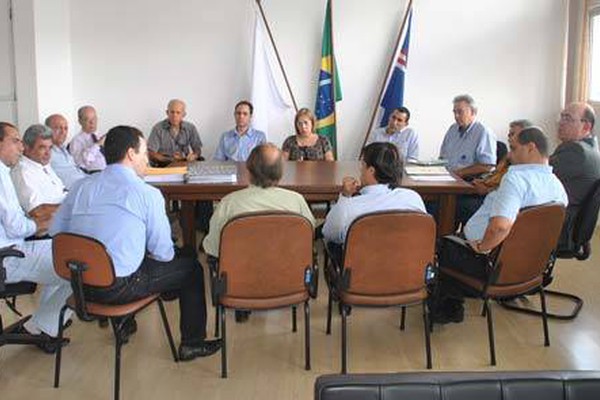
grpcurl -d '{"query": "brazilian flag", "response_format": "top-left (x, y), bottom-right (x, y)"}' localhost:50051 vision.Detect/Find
top-left (315, 0), bottom-right (342, 157)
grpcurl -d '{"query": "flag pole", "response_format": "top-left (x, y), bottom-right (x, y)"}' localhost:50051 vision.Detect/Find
top-left (360, 0), bottom-right (413, 152)
top-left (255, 0), bottom-right (299, 112)
top-left (328, 0), bottom-right (339, 158)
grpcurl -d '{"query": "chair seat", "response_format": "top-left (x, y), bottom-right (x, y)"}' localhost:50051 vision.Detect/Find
top-left (66, 294), bottom-right (158, 317)
top-left (341, 288), bottom-right (427, 307)
top-left (1, 281), bottom-right (37, 298)
top-left (443, 268), bottom-right (543, 298)
top-left (221, 292), bottom-right (309, 310)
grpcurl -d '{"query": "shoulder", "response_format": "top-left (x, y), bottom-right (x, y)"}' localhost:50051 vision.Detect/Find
top-left (473, 121), bottom-right (493, 136)
top-left (444, 123), bottom-right (459, 137)
top-left (283, 135), bottom-right (296, 146)
top-left (252, 128), bottom-right (267, 139)
top-left (317, 135), bottom-right (331, 145)
top-left (404, 127), bottom-right (417, 136)
top-left (181, 120), bottom-right (198, 132)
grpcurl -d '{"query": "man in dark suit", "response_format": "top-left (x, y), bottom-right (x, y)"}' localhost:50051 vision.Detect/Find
top-left (550, 102), bottom-right (600, 251)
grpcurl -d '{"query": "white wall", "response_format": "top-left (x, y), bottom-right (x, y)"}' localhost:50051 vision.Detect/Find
top-left (0, 0), bottom-right (17, 122)
top-left (10, 0), bottom-right (569, 160)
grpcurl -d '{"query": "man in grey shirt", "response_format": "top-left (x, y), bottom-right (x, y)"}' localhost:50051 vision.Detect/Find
top-left (148, 99), bottom-right (203, 166)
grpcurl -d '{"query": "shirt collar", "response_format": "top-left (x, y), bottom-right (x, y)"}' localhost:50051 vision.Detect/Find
top-left (508, 163), bottom-right (553, 173)
top-left (234, 127), bottom-right (255, 138)
top-left (21, 155), bottom-right (48, 171)
top-left (0, 160), bottom-right (9, 174)
top-left (161, 119), bottom-right (187, 132)
top-left (105, 163), bottom-right (142, 182)
top-left (359, 184), bottom-right (392, 196)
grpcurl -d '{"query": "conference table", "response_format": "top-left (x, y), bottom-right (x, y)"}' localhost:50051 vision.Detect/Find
top-left (155, 161), bottom-right (475, 247)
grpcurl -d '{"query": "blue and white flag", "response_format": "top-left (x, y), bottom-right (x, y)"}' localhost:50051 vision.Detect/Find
top-left (372, 6), bottom-right (413, 130)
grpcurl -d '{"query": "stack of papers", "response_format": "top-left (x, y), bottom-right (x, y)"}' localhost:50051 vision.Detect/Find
top-left (186, 162), bottom-right (238, 184)
top-left (405, 165), bottom-right (456, 182)
top-left (144, 166), bottom-right (187, 183)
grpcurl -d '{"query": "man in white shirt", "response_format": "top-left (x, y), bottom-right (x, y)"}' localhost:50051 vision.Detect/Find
top-left (366, 107), bottom-right (419, 161)
top-left (11, 124), bottom-right (66, 214)
top-left (46, 114), bottom-right (86, 190)
top-left (323, 142), bottom-right (426, 259)
top-left (69, 105), bottom-right (106, 171)
top-left (0, 122), bottom-right (72, 352)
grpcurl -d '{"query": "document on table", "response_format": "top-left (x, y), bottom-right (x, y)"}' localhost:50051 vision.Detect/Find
top-left (410, 175), bottom-right (457, 182)
top-left (405, 165), bottom-right (450, 176)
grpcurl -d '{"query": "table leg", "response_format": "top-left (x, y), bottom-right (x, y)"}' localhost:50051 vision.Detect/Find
top-left (437, 194), bottom-right (457, 236)
top-left (180, 200), bottom-right (196, 248)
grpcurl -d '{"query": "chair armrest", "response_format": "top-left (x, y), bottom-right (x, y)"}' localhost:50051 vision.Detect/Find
top-left (0, 247), bottom-right (25, 292)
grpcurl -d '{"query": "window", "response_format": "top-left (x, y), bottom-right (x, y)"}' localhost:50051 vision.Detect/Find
top-left (590, 10), bottom-right (600, 102)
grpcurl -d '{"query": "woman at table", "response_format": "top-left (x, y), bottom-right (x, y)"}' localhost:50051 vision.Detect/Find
top-left (282, 108), bottom-right (335, 161)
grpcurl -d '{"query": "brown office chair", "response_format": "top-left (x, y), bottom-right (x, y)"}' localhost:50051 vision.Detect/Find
top-left (211, 212), bottom-right (317, 378)
top-left (52, 233), bottom-right (178, 400)
top-left (439, 203), bottom-right (565, 366)
top-left (325, 211), bottom-right (436, 374)
top-left (0, 247), bottom-right (61, 350)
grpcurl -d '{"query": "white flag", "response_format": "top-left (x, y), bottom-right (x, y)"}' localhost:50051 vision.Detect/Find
top-left (251, 6), bottom-right (295, 146)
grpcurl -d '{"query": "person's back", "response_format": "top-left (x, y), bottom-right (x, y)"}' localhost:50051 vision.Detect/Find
top-left (203, 143), bottom-right (315, 257)
top-left (323, 142), bottom-right (426, 245)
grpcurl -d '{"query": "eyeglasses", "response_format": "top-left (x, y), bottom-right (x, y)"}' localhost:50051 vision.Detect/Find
top-left (559, 113), bottom-right (587, 124)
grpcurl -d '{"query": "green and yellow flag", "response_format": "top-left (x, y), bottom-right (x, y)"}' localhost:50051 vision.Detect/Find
top-left (315, 0), bottom-right (342, 156)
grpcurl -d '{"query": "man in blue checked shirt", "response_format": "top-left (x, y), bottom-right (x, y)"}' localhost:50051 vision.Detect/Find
top-left (214, 100), bottom-right (266, 161)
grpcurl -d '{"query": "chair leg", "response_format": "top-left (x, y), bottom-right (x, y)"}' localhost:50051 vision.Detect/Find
top-left (157, 299), bottom-right (179, 362)
top-left (540, 289), bottom-right (550, 347)
top-left (220, 306), bottom-right (227, 378)
top-left (54, 304), bottom-right (70, 388)
top-left (484, 299), bottom-right (496, 366)
top-left (481, 302), bottom-right (487, 317)
top-left (292, 306), bottom-right (297, 332)
top-left (304, 301), bottom-right (311, 370)
top-left (326, 292), bottom-right (333, 335)
top-left (110, 318), bottom-right (124, 400)
top-left (400, 306), bottom-right (407, 330)
top-left (214, 305), bottom-right (220, 337)
top-left (422, 303), bottom-right (432, 369)
top-left (341, 304), bottom-right (348, 374)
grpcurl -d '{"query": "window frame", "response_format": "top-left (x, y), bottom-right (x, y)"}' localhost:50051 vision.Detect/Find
top-left (589, 7), bottom-right (600, 104)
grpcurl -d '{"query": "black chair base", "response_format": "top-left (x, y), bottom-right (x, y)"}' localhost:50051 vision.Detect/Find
top-left (0, 315), bottom-right (62, 348)
top-left (498, 289), bottom-right (583, 320)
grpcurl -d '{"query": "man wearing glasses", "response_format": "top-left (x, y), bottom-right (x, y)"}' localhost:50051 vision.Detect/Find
top-left (550, 102), bottom-right (600, 252)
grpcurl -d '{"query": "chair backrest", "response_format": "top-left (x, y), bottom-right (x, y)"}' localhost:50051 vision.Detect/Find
top-left (342, 211), bottom-right (436, 296)
top-left (52, 232), bottom-right (116, 288)
top-left (572, 178), bottom-right (600, 247)
top-left (218, 212), bottom-right (314, 299)
top-left (493, 203), bottom-right (565, 286)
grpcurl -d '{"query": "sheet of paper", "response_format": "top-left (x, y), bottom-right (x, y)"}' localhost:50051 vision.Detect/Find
top-left (405, 165), bottom-right (450, 175)
top-left (410, 175), bottom-right (456, 182)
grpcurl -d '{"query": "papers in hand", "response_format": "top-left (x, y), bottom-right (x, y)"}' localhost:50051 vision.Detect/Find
top-left (186, 162), bottom-right (238, 184)
top-left (144, 166), bottom-right (187, 183)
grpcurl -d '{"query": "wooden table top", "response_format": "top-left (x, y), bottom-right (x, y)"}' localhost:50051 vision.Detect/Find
top-left (155, 161), bottom-right (474, 200)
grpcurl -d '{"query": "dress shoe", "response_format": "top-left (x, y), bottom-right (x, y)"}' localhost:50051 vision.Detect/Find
top-left (234, 310), bottom-right (251, 323)
top-left (178, 339), bottom-right (222, 361)
top-left (117, 318), bottom-right (138, 344)
top-left (12, 321), bottom-right (72, 354)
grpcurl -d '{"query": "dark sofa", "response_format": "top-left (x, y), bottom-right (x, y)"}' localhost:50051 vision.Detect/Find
top-left (315, 371), bottom-right (600, 400)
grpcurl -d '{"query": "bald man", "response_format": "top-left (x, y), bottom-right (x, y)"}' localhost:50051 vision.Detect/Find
top-left (550, 102), bottom-right (600, 251)
top-left (148, 99), bottom-right (203, 166)
top-left (203, 143), bottom-right (315, 257)
top-left (46, 114), bottom-right (86, 190)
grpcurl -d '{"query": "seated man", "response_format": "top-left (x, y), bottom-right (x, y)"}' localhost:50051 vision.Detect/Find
top-left (69, 105), bottom-right (106, 172)
top-left (550, 102), bottom-right (600, 252)
top-left (322, 142), bottom-right (426, 263)
top-left (148, 99), bottom-right (203, 166)
top-left (50, 125), bottom-right (220, 361)
top-left (0, 122), bottom-right (72, 352)
top-left (433, 127), bottom-right (568, 323)
top-left (46, 114), bottom-right (86, 190)
top-left (439, 94), bottom-right (496, 178)
top-left (11, 124), bottom-right (66, 214)
top-left (214, 101), bottom-right (267, 161)
top-left (365, 107), bottom-right (419, 161)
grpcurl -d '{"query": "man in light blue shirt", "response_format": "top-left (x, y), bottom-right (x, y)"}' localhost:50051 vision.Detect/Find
top-left (0, 122), bottom-right (72, 350)
top-left (432, 127), bottom-right (568, 324)
top-left (366, 107), bottom-right (419, 161)
top-left (323, 142), bottom-right (426, 251)
top-left (50, 125), bottom-right (221, 361)
top-left (46, 114), bottom-right (86, 190)
top-left (214, 100), bottom-right (267, 161)
top-left (439, 94), bottom-right (496, 177)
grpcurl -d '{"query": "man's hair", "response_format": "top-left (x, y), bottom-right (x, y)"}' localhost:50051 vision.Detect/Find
top-left (582, 103), bottom-right (596, 130)
top-left (393, 106), bottom-right (411, 122)
top-left (294, 108), bottom-right (316, 135)
top-left (235, 100), bottom-right (254, 115)
top-left (44, 114), bottom-right (64, 128)
top-left (167, 99), bottom-right (186, 110)
top-left (23, 124), bottom-right (52, 147)
top-left (360, 142), bottom-right (404, 188)
top-left (509, 119), bottom-right (534, 130)
top-left (104, 125), bottom-right (144, 165)
top-left (517, 126), bottom-right (550, 157)
top-left (453, 94), bottom-right (478, 114)
top-left (77, 105), bottom-right (95, 122)
top-left (0, 122), bottom-right (17, 141)
top-left (246, 143), bottom-right (283, 188)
